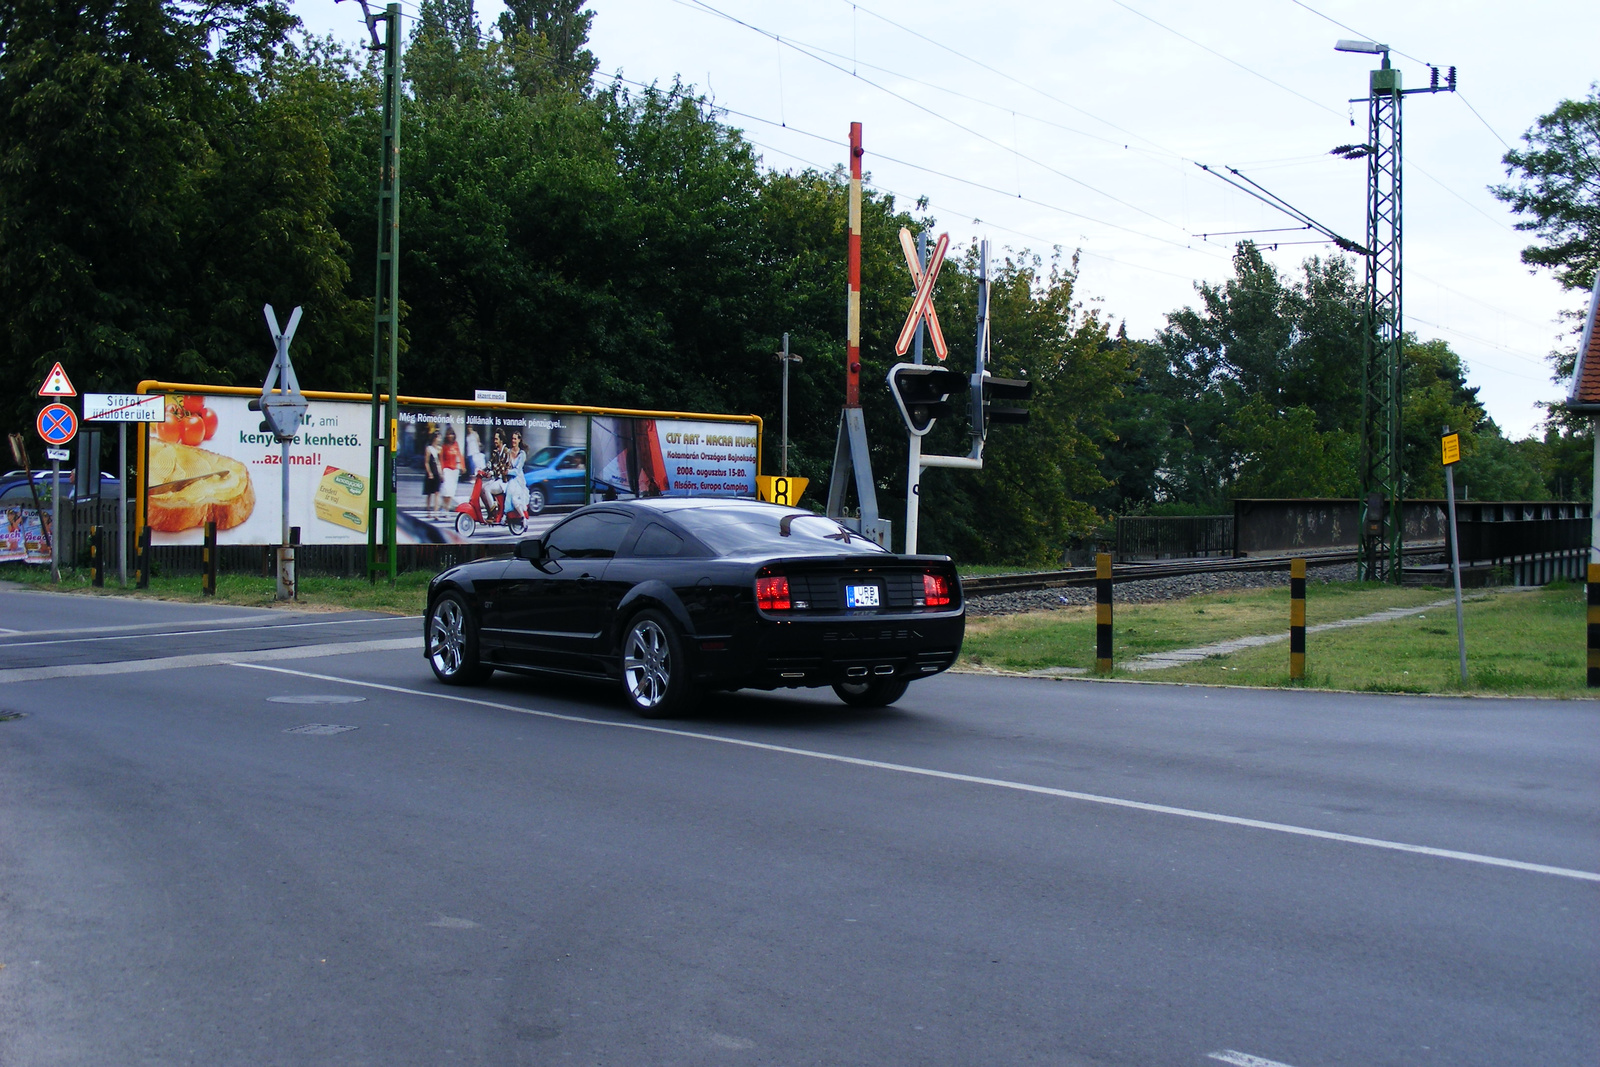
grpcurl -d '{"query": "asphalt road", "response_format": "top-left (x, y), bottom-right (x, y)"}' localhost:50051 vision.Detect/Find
top-left (0, 586), bottom-right (1594, 1066)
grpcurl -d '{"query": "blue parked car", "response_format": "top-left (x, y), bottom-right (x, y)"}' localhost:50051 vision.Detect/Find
top-left (521, 446), bottom-right (623, 513)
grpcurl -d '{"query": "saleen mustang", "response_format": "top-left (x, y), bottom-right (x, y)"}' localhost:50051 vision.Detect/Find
top-left (423, 498), bottom-right (965, 716)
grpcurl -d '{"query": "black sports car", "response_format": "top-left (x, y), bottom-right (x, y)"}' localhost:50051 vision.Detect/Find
top-left (423, 497), bottom-right (965, 716)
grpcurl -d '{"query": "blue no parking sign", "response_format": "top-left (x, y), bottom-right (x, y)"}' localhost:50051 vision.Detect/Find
top-left (37, 403), bottom-right (77, 446)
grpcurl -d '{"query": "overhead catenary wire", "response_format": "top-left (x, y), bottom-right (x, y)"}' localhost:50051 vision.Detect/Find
top-left (1107, 0), bottom-right (1342, 119)
top-left (673, 0), bottom-right (1197, 236)
top-left (744, 136), bottom-right (1206, 286)
top-left (843, 0), bottom-right (1183, 157)
top-left (338, 0), bottom-right (1566, 395)
top-left (712, 98), bottom-right (1224, 258)
top-left (717, 19), bottom-right (1186, 164)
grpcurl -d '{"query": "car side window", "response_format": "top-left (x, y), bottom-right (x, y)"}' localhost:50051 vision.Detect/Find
top-left (630, 522), bottom-right (684, 558)
top-left (559, 451), bottom-right (586, 471)
top-left (545, 511), bottom-right (632, 559)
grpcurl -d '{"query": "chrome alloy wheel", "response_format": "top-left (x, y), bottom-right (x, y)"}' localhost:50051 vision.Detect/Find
top-left (623, 618), bottom-right (672, 710)
top-left (430, 597), bottom-right (466, 678)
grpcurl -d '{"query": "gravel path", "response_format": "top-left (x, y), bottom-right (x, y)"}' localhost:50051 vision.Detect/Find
top-left (964, 561), bottom-right (1362, 618)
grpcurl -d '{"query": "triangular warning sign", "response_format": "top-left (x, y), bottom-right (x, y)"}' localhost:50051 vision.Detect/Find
top-left (38, 362), bottom-right (76, 397)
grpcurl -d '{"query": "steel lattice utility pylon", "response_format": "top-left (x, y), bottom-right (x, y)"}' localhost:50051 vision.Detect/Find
top-left (1359, 61), bottom-right (1404, 583)
top-left (366, 3), bottom-right (402, 582)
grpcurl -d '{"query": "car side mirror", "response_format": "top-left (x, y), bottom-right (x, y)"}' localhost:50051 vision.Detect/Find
top-left (515, 538), bottom-right (546, 564)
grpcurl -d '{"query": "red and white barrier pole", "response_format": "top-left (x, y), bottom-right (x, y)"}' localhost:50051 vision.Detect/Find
top-left (846, 121), bottom-right (862, 409)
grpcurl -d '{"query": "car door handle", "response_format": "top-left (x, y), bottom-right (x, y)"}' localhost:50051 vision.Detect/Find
top-left (578, 573), bottom-right (599, 583)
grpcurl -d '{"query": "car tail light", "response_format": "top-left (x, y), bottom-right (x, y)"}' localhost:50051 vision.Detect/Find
top-left (756, 574), bottom-right (791, 611)
top-left (923, 571), bottom-right (952, 607)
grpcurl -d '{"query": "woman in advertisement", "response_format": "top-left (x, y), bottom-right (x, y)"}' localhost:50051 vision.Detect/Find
top-left (440, 426), bottom-right (464, 512)
top-left (505, 429), bottom-right (530, 517)
top-left (423, 430), bottom-right (444, 519)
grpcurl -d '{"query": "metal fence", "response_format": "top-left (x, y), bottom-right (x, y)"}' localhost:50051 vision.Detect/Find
top-left (29, 501), bottom-right (512, 578)
top-left (1113, 515), bottom-right (1233, 561)
top-left (1450, 502), bottom-right (1590, 585)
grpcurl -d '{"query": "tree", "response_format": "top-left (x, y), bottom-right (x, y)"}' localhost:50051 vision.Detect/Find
top-left (1397, 338), bottom-right (1489, 497)
top-left (1492, 85), bottom-right (1600, 295)
top-left (497, 0), bottom-right (595, 96)
top-left (0, 0), bottom-right (366, 437)
top-left (1135, 242), bottom-right (1365, 509)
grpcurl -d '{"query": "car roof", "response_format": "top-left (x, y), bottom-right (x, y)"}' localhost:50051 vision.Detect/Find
top-left (604, 497), bottom-right (796, 514)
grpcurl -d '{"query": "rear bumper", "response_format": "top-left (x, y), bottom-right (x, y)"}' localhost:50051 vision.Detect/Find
top-left (693, 612), bottom-right (965, 690)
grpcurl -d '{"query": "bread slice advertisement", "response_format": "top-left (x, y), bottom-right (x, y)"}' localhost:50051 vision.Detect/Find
top-left (147, 394), bottom-right (369, 546)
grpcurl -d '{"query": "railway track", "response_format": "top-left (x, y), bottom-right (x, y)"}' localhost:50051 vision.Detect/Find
top-left (960, 545), bottom-right (1444, 597)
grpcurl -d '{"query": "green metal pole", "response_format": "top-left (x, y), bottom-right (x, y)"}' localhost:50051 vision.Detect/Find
top-left (367, 3), bottom-right (402, 583)
top-left (1358, 55), bottom-right (1404, 583)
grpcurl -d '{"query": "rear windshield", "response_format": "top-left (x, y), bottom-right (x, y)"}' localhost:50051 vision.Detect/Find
top-left (672, 507), bottom-right (889, 556)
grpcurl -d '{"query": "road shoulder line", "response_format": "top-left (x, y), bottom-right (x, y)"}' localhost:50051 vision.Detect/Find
top-left (0, 637), bottom-right (421, 684)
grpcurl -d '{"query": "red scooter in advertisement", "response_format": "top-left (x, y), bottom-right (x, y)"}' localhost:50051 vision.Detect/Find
top-left (453, 471), bottom-right (526, 537)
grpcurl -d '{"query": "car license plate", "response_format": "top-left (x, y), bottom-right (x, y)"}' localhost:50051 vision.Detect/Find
top-left (845, 583), bottom-right (880, 608)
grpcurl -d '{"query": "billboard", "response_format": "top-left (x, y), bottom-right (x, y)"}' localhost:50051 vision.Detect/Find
top-left (140, 389), bottom-right (762, 546)
top-left (146, 393), bottom-right (367, 546)
top-left (396, 405), bottom-right (586, 541)
top-left (590, 417), bottom-right (758, 502)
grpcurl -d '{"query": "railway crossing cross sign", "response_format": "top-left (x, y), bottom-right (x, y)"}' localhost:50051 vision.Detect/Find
top-left (37, 403), bottom-right (78, 446)
top-left (894, 228), bottom-right (951, 361)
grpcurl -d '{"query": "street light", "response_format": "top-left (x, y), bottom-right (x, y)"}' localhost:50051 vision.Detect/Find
top-left (1334, 39), bottom-right (1388, 55)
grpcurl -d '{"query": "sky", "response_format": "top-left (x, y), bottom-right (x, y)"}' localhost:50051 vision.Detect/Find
top-left (293, 0), bottom-right (1600, 439)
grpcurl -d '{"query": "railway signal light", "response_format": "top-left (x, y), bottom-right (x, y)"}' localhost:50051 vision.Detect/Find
top-left (970, 372), bottom-right (1032, 437)
top-left (887, 362), bottom-right (968, 436)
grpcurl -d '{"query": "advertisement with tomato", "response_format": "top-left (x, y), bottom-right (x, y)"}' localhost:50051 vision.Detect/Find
top-left (147, 394), bottom-right (368, 546)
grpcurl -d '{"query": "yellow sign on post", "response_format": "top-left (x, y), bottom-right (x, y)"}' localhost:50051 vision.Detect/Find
top-left (1442, 433), bottom-right (1460, 466)
top-left (756, 475), bottom-right (809, 506)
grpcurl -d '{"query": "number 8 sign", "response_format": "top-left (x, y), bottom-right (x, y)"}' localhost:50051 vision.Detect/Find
top-left (756, 475), bottom-right (809, 506)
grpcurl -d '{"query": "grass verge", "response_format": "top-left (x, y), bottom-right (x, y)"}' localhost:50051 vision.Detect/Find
top-left (0, 564), bottom-right (430, 616)
top-left (961, 581), bottom-right (1592, 698)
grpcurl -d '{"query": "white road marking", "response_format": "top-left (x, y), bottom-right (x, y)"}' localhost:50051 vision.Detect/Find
top-left (235, 663), bottom-right (1600, 884)
top-left (0, 614), bottom-right (272, 637)
top-left (0, 614), bottom-right (419, 648)
top-left (1208, 1051), bottom-right (1299, 1067)
top-left (0, 637), bottom-right (421, 684)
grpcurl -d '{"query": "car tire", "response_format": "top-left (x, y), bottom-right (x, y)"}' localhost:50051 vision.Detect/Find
top-left (526, 487), bottom-right (546, 514)
top-left (427, 591), bottom-right (493, 686)
top-left (454, 512), bottom-right (476, 538)
top-left (832, 676), bottom-right (910, 708)
top-left (621, 609), bottom-right (698, 718)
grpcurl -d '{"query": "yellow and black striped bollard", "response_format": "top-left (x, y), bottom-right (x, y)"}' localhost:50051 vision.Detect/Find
top-left (1588, 563), bottom-right (1600, 688)
top-left (203, 520), bottom-right (218, 597)
top-left (90, 525), bottom-right (105, 588)
top-left (1290, 557), bottom-right (1306, 680)
top-left (1095, 552), bottom-right (1113, 673)
top-left (135, 525), bottom-right (151, 589)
